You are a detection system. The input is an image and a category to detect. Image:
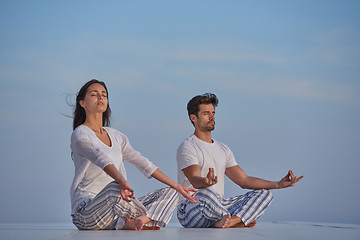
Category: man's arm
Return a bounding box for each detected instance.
[182,165,218,189]
[225,165,303,190]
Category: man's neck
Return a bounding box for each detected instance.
[194,130,213,143]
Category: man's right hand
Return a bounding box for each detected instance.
[183,165,218,189]
[203,168,218,186]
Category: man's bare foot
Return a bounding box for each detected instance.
[215,215,257,228]
[214,214,231,228]
[125,215,151,230]
[141,226,160,230]
[231,219,257,228]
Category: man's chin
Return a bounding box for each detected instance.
[206,126,215,131]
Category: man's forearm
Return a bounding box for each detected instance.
[189,176,211,189]
[239,176,280,190]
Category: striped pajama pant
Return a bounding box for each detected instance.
[72,181,178,230]
[177,188,273,228]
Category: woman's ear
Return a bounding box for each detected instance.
[79,100,85,109]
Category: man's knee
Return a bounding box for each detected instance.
[254,189,273,203]
[177,205,212,228]
[262,189,273,201]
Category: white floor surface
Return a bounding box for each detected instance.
[1,222,359,240]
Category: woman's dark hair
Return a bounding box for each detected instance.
[187,93,218,125]
[73,79,111,130]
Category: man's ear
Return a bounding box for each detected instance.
[190,114,197,124]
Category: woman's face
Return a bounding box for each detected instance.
[79,83,108,114]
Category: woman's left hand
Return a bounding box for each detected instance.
[175,185,200,203]
[150,168,200,203]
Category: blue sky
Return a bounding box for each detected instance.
[0,0,359,224]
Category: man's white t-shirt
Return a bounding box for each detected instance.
[177,134,238,199]
[70,125,158,214]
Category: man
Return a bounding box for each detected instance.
[176,93,303,228]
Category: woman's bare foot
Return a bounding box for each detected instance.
[125,215,151,230]
[214,214,231,228]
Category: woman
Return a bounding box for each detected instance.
[70,79,199,230]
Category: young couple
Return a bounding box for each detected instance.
[70,79,303,230]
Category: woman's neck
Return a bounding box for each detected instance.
[83,114,104,133]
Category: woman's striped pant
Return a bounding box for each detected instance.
[72,181,178,230]
[177,188,273,228]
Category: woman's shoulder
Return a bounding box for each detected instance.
[72,124,90,135]
[104,127,128,141]
[104,127,123,136]
[71,125,93,141]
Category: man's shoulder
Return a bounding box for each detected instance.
[213,138,229,147]
[179,134,198,147]
[213,139,234,154]
[177,135,199,154]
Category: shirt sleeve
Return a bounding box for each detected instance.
[177,141,199,171]
[224,145,238,168]
[119,132,158,178]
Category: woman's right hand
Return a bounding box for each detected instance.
[119,180,135,202]
[104,164,135,202]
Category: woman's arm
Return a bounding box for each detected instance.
[104,164,135,202]
[151,168,199,203]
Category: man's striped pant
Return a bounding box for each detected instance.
[177,188,273,228]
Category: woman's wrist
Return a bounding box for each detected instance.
[172,183,181,191]
[117,178,129,189]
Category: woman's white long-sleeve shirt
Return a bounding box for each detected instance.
[70,125,158,214]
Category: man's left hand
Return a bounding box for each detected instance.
[278,170,303,188]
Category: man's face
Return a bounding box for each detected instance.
[191,104,215,132]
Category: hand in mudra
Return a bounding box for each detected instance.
[203,168,218,186]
